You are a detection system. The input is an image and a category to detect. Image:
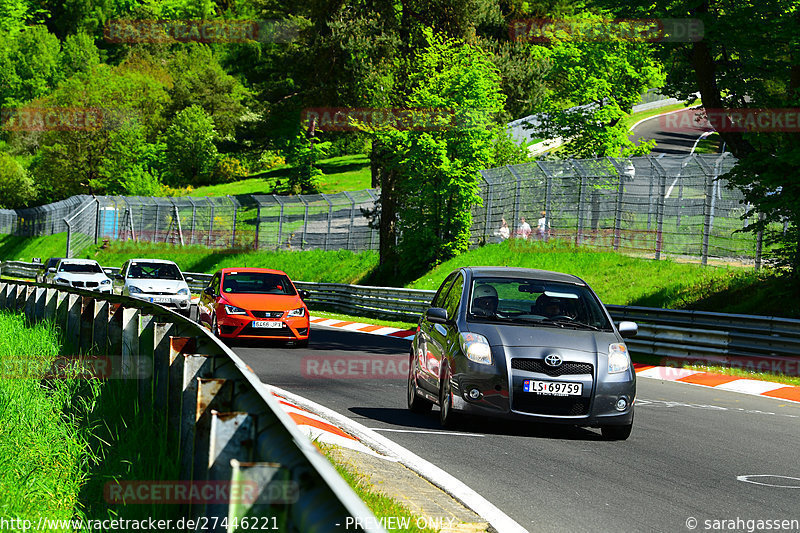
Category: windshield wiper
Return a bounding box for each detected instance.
[541,318,601,331]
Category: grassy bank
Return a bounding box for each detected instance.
[0,311,178,524]
[177,154,372,197]
[0,232,68,262]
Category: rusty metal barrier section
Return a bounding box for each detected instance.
[0,280,386,533]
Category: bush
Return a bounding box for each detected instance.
[212,156,249,183]
[257,150,286,172]
[0,152,36,208]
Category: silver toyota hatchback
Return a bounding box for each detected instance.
[408,267,638,440]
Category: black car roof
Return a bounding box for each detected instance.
[462,266,586,286]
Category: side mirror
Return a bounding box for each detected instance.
[618,321,638,338]
[47,267,56,273]
[425,307,448,324]
[184,276,194,283]
[203,286,215,296]
[298,290,309,300]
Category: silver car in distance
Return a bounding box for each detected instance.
[114,259,193,316]
[408,267,638,440]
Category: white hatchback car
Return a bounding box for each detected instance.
[114,259,193,315]
[45,258,113,293]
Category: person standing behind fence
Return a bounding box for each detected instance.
[537,210,550,239]
[516,217,532,240]
[498,218,510,241]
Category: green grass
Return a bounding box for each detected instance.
[694,132,722,154]
[0,310,180,526]
[0,313,80,521]
[179,154,372,197]
[624,99,702,131]
[0,232,68,262]
[318,445,440,533]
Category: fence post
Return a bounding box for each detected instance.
[576,169,587,246]
[323,194,333,251]
[64,217,72,257]
[755,212,765,271]
[344,191,355,251]
[275,195,284,250]
[479,171,492,245]
[94,198,101,244]
[701,168,714,265]
[506,165,523,234]
[254,196,261,250]
[207,198,215,248]
[228,196,237,247]
[655,171,666,260]
[613,171,624,251]
[300,196,309,251]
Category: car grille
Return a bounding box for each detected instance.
[72,281,98,288]
[239,323,296,337]
[511,358,593,377]
[512,395,591,416]
[251,310,284,319]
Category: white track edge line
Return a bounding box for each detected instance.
[263,383,529,533]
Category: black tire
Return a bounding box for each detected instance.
[211,314,221,338]
[601,423,633,441]
[292,338,309,348]
[407,359,432,414]
[439,365,460,428]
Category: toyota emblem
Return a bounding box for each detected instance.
[544,354,563,367]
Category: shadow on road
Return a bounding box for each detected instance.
[349,406,604,441]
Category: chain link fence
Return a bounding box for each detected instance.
[0,153,775,267]
[473,153,773,266]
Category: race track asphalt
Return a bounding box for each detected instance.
[235,325,800,533]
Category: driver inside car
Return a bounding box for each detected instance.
[471,284,499,317]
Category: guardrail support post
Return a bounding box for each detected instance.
[43,288,57,321]
[121,308,139,378]
[65,294,81,353]
[24,286,36,321]
[80,297,95,352]
[167,336,196,447]
[153,323,175,414]
[180,354,214,483]
[192,379,234,505]
[228,459,287,527]
[92,300,110,356]
[138,314,156,407]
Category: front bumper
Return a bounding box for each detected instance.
[217,314,310,341]
[449,352,635,427]
[128,293,191,310]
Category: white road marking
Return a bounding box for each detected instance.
[370,428,485,437]
[636,398,798,419]
[736,475,800,489]
[264,383,529,533]
[715,379,787,395]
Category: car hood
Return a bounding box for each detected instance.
[55,272,110,282]
[127,279,188,293]
[467,321,619,355]
[220,293,304,311]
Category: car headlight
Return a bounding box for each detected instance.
[286,307,305,318]
[224,304,247,315]
[459,332,492,365]
[608,343,630,374]
[54,277,69,284]
[128,285,143,294]
[100,279,111,285]
[177,288,189,296]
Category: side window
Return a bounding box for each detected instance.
[431,273,458,308]
[209,273,221,294]
[442,275,464,319]
[120,261,128,277]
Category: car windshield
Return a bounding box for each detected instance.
[127,262,183,280]
[58,262,102,274]
[221,272,296,295]
[467,277,612,331]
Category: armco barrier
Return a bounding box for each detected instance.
[4,260,799,365]
[0,279,386,533]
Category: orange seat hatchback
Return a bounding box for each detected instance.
[198,268,310,347]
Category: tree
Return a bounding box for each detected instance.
[163,105,219,186]
[370,32,510,278]
[522,13,664,157]
[0,152,36,208]
[285,131,330,194]
[593,0,800,274]
[0,26,62,111]
[60,32,100,78]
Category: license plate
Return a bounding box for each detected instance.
[252,321,283,329]
[150,297,170,303]
[523,380,582,396]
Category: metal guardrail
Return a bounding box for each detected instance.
[0,278,386,533]
[4,260,799,364]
